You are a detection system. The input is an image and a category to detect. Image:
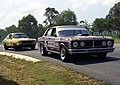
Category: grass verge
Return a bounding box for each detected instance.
[114,38,120,44]
[0,55,107,85]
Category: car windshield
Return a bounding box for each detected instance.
[58,29,90,37]
[13,34,28,38]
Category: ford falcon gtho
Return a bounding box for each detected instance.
[38,26,115,62]
[2,33,36,50]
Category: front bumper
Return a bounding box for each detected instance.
[17,43,36,47]
[69,47,115,54]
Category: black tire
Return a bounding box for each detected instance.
[60,46,69,62]
[4,44,8,50]
[13,44,18,51]
[40,44,48,56]
[97,53,107,59]
[31,45,35,50]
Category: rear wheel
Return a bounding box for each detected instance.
[97,53,107,59]
[60,46,69,62]
[40,44,48,56]
[4,44,8,50]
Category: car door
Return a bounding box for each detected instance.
[43,28,53,51]
[47,28,56,51]
[3,34,13,46]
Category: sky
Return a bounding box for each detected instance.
[0,0,120,29]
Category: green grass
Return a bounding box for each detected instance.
[0,55,107,85]
[113,37,120,44]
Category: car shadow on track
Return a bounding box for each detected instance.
[7,48,38,52]
[0,75,19,85]
[45,53,120,65]
[68,56,120,65]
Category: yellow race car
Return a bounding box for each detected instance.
[2,33,36,50]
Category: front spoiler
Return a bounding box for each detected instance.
[69,47,115,54]
[17,44,36,47]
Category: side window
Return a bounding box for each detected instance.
[45,29,53,36]
[6,34,12,39]
[51,28,56,37]
[6,35,9,39]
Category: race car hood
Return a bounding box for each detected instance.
[65,35,113,41]
[17,38,36,41]
[12,38,36,42]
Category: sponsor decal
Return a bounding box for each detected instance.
[112,30,119,35]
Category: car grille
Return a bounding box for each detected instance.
[84,40,104,48]
[71,40,114,48]
[21,41,34,44]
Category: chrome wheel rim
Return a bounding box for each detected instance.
[40,45,44,54]
[60,48,66,61]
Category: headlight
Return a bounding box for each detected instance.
[73,42,78,47]
[102,41,106,46]
[107,41,112,46]
[80,42,85,47]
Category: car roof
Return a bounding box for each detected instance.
[10,33,26,35]
[51,25,85,29]
[50,25,87,32]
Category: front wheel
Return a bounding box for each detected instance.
[40,44,48,56]
[4,44,8,50]
[60,46,69,62]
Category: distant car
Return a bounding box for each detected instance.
[2,33,36,50]
[38,26,115,62]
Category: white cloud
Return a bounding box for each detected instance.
[102,0,120,6]
[0,0,48,29]
[87,0,99,5]
[0,0,120,29]
[64,0,86,10]
[65,0,120,10]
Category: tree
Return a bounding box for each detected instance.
[106,2,120,30]
[44,7,59,27]
[5,25,20,33]
[92,18,109,31]
[0,29,7,41]
[18,14,39,38]
[55,9,78,26]
[37,24,46,37]
[79,20,92,31]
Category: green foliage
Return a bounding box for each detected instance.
[106,2,120,31]
[0,29,7,42]
[92,2,120,31]
[37,24,47,37]
[79,20,91,31]
[18,14,39,38]
[5,25,20,33]
[0,55,106,85]
[44,7,59,27]
[55,9,78,26]
[92,18,109,31]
